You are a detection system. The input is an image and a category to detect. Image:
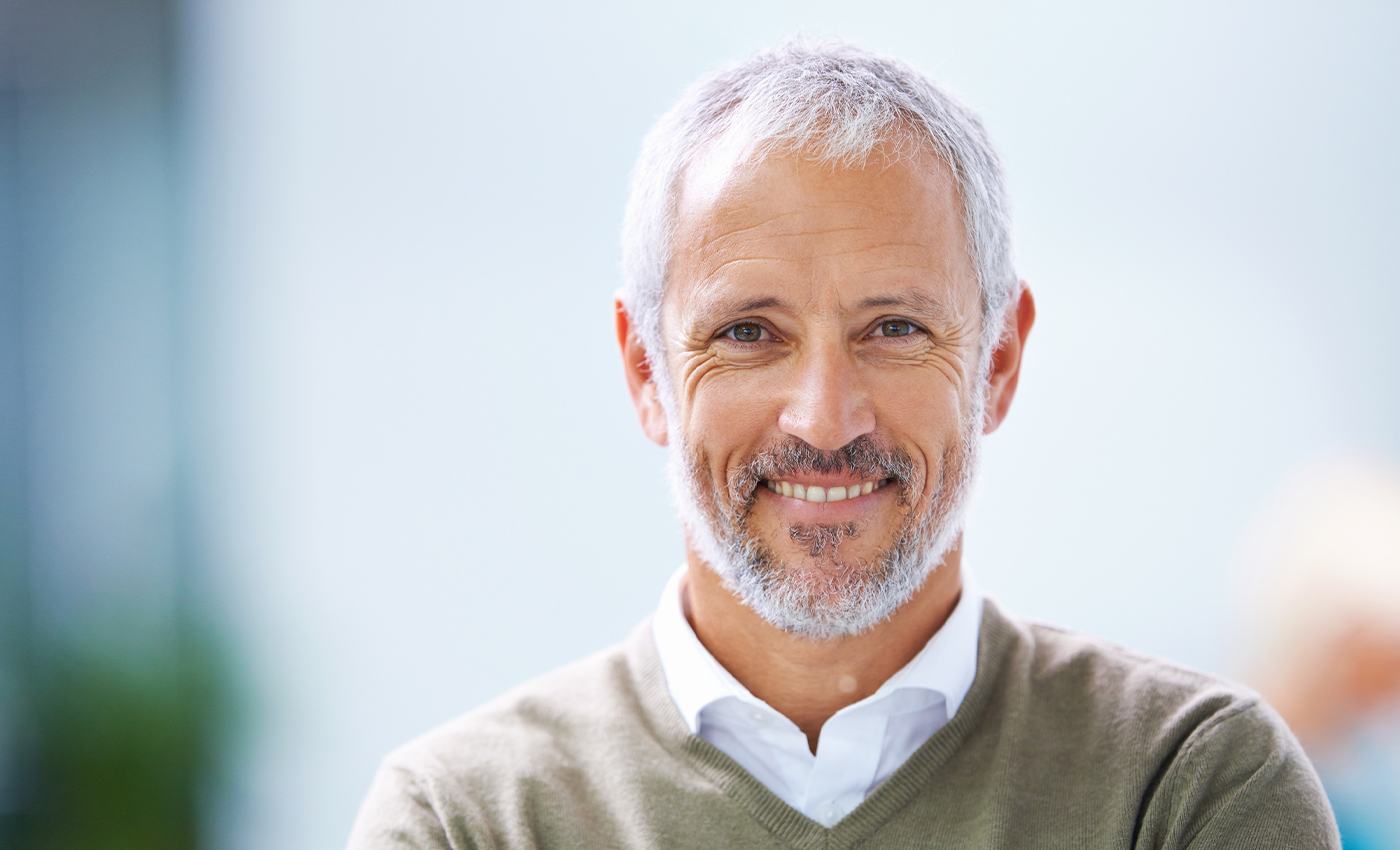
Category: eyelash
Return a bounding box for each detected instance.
[870,318,927,339]
[718,321,775,345]
[715,318,929,346]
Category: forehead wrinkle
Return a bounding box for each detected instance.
[673,163,971,330]
[693,226,932,282]
[690,190,891,253]
[694,208,805,248]
[685,213,803,285]
[858,263,939,275]
[684,255,799,315]
[695,226,885,279]
[813,240,934,259]
[766,224,875,238]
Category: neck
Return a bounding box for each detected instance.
[682,539,965,753]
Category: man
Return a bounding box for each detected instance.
[349,41,1338,849]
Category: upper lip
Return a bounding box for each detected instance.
[761,473,887,488]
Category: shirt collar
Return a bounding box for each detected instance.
[652,568,765,733]
[652,566,982,735]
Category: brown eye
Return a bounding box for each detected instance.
[725,322,766,343]
[877,319,917,337]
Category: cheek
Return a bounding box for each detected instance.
[871,369,968,436]
[869,372,969,501]
[685,371,782,479]
[685,366,783,437]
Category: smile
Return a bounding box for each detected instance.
[761,478,893,503]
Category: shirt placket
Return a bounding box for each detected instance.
[802,708,888,826]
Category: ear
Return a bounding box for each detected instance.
[615,296,670,446]
[982,282,1036,435]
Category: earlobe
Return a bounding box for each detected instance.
[982,283,1036,435]
[615,296,670,447]
[638,374,669,447]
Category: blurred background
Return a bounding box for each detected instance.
[2,0,1397,847]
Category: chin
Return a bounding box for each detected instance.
[717,532,937,640]
[666,427,978,639]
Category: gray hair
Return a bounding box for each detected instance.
[620,39,1017,376]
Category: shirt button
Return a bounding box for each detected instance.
[824,805,840,824]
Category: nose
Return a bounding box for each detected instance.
[777,343,876,451]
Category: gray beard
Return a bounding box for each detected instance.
[667,415,981,640]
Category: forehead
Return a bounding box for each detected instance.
[668,139,976,312]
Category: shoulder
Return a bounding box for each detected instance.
[348,624,663,849]
[973,598,1261,735]
[994,607,1286,768]
[978,602,1338,847]
[1004,610,1260,729]
[389,628,646,785]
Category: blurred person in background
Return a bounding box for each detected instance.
[1234,459,1400,850]
[347,40,1338,848]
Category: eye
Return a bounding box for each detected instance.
[721,321,768,344]
[872,318,923,338]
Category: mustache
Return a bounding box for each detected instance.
[728,435,917,501]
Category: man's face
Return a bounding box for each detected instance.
[657,143,988,638]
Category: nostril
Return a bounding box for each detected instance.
[777,409,877,453]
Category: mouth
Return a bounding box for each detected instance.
[760,477,895,504]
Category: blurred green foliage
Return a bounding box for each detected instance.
[4,622,234,850]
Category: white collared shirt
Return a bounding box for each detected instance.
[651,568,982,827]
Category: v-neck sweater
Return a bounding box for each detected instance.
[651,567,981,826]
[347,599,1338,849]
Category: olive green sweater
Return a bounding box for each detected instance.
[347,600,1338,849]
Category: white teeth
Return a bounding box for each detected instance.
[767,478,888,503]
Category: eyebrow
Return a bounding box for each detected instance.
[727,296,786,312]
[687,288,953,328]
[687,295,790,327]
[854,289,953,321]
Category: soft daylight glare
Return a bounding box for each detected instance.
[187,3,1399,846]
[3,0,1395,847]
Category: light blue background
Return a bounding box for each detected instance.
[179,1,1399,845]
